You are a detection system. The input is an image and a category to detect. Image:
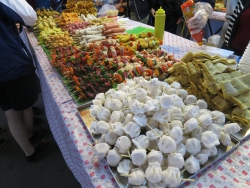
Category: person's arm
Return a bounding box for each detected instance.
[115,0,127,10]
[0,0,37,26]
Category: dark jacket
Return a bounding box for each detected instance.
[224,0,250,48]
[0,0,37,82]
[127,0,155,20]
[154,0,183,18]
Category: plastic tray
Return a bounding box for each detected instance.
[126,26,154,35]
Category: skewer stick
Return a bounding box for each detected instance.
[146,123,161,137]
[128,151,131,157]
[181,169,186,174]
[120,174,131,177]
[90,114,98,122]
[87,143,94,148]
[121,154,131,158]
[181,178,195,182]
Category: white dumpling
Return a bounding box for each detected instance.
[133,114,148,127]
[211,110,225,124]
[105,98,123,111]
[107,148,122,167]
[171,94,185,109]
[206,123,221,139]
[126,79,136,87]
[132,135,149,149]
[125,113,134,124]
[170,120,183,128]
[95,93,106,103]
[167,153,184,169]
[201,131,220,148]
[200,148,212,157]
[171,82,181,89]
[185,95,197,105]
[177,89,188,100]
[196,99,207,109]
[115,136,131,154]
[161,82,171,93]
[196,153,209,165]
[145,162,162,183]
[199,109,212,117]
[105,130,118,146]
[136,88,147,101]
[191,126,204,140]
[166,88,177,95]
[112,90,127,101]
[158,136,176,154]
[184,155,200,174]
[97,106,111,122]
[92,99,103,106]
[144,99,161,112]
[94,143,110,158]
[90,104,101,117]
[109,111,125,123]
[117,82,127,91]
[146,128,163,141]
[169,126,183,144]
[89,121,100,134]
[147,181,166,188]
[128,168,145,186]
[123,122,141,138]
[220,132,231,146]
[123,96,133,108]
[223,123,241,134]
[186,138,201,155]
[147,149,163,164]
[175,143,186,156]
[117,159,133,175]
[105,88,116,97]
[162,167,181,187]
[153,109,170,124]
[96,120,110,134]
[159,94,174,109]
[130,99,146,115]
[182,135,190,144]
[112,122,125,136]
[184,118,198,133]
[168,107,184,121]
[147,78,161,93]
[158,122,171,134]
[198,113,212,127]
[137,77,149,89]
[209,146,218,157]
[131,149,147,166]
[184,105,200,121]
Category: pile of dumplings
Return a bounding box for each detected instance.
[89,77,240,188]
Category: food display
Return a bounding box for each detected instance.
[86,77,240,187]
[64,0,97,16]
[166,52,250,126]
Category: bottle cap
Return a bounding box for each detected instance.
[156,6,165,15]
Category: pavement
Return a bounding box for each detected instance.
[0,94,81,188]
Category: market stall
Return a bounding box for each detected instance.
[20,7,250,188]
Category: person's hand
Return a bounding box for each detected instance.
[176,17,183,24]
[187,9,209,35]
[115,3,122,10]
[150,8,156,17]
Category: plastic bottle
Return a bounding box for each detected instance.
[154,7,166,41]
[181,0,204,46]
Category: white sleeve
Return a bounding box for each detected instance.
[1,0,37,26]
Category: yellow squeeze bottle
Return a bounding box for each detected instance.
[154,7,166,41]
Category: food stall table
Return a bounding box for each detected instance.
[21,20,250,188]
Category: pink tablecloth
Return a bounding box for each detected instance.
[21,21,250,188]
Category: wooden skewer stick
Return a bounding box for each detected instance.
[120,174,131,177]
[146,123,161,137]
[180,169,186,174]
[181,178,195,182]
[121,154,131,158]
[87,143,94,148]
[90,114,98,122]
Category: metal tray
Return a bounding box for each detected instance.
[230,126,250,142]
[77,105,239,188]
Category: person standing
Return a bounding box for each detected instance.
[187,0,250,56]
[0,0,41,161]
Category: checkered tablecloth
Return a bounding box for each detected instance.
[20,20,250,188]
